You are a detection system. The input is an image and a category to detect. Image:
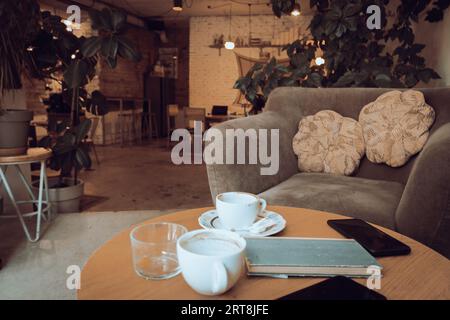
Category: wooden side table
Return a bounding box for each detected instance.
[0,148,52,242]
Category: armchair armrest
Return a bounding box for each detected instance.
[206,110,299,201]
[396,123,450,257]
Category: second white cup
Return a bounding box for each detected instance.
[215,192,267,230]
[177,229,246,295]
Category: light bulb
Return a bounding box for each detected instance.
[224,41,235,50]
[71,54,76,59]
[315,57,325,66]
[172,0,183,11]
[291,3,301,16]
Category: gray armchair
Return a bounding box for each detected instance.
[206,87,450,258]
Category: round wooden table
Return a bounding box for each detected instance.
[78,206,450,300]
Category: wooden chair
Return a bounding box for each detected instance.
[184,107,206,134]
[183,107,206,159]
[166,104,179,148]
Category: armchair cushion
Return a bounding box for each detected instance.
[359,90,435,167]
[292,110,365,176]
[258,173,404,228]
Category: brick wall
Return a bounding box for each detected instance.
[98,26,156,99]
[189,15,311,114]
[161,19,190,108]
[24,5,155,113]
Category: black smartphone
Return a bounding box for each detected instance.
[278,276,386,300]
[327,218,411,257]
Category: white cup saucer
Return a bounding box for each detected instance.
[198,209,286,237]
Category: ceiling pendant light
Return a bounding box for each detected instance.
[173,0,183,12]
[291,2,301,16]
[225,5,235,50]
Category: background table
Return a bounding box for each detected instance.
[78,206,450,300]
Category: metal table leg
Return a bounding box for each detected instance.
[0,161,50,242]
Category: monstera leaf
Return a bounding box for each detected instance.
[76,144,92,170]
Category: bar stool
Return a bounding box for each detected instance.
[119,111,136,147]
[0,148,52,242]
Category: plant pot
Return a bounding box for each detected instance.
[32,177,84,214]
[0,109,33,156]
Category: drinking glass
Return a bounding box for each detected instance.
[130,222,187,280]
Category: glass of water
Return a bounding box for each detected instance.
[130,222,187,280]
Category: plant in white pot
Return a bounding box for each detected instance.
[0,0,41,156]
[33,7,141,213]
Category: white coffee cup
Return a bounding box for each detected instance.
[216,192,267,230]
[177,229,246,296]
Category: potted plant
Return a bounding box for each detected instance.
[32,7,140,213]
[0,0,40,156]
[233,58,292,114]
[234,0,446,103]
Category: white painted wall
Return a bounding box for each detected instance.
[189,14,311,113]
[414,9,450,86]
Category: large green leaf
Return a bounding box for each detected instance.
[81,36,102,58]
[75,119,92,143]
[106,55,117,68]
[343,3,361,17]
[270,0,295,18]
[110,9,127,31]
[333,71,355,87]
[88,10,104,30]
[417,68,440,83]
[99,8,114,31]
[53,133,76,155]
[374,73,392,87]
[76,146,92,170]
[63,60,89,88]
[100,36,119,59]
[305,72,322,87]
[117,36,141,62]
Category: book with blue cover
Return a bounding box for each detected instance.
[245,237,382,278]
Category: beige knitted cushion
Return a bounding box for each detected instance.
[359,90,435,167]
[292,110,365,176]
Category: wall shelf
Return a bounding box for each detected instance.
[209,44,287,56]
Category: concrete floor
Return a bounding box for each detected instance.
[0,140,214,299]
[0,209,173,299]
[80,139,213,212]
